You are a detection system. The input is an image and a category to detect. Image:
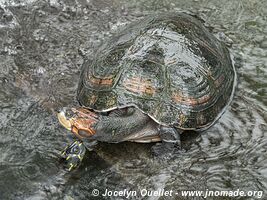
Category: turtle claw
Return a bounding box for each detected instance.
[61,140,86,171]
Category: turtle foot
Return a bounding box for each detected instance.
[152,127,181,158]
[61,140,86,171]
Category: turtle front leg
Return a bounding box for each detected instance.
[152,126,181,157]
[61,140,86,171]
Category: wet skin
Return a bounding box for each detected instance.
[58,107,181,170]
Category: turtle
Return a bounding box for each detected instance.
[57,12,236,170]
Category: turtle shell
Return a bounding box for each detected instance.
[77,13,236,130]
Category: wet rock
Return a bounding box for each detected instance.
[260,39,267,49]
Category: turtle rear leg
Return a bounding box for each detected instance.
[152,126,181,157]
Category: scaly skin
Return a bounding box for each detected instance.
[58,107,159,143]
[58,107,160,170]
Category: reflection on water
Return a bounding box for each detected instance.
[0,0,266,199]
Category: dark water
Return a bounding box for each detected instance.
[0,0,266,199]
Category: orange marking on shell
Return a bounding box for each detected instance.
[123,77,156,95]
[184,98,198,105]
[172,93,210,105]
[89,76,113,86]
[172,93,196,105]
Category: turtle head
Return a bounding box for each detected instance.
[57,107,99,139]
[57,107,154,143]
